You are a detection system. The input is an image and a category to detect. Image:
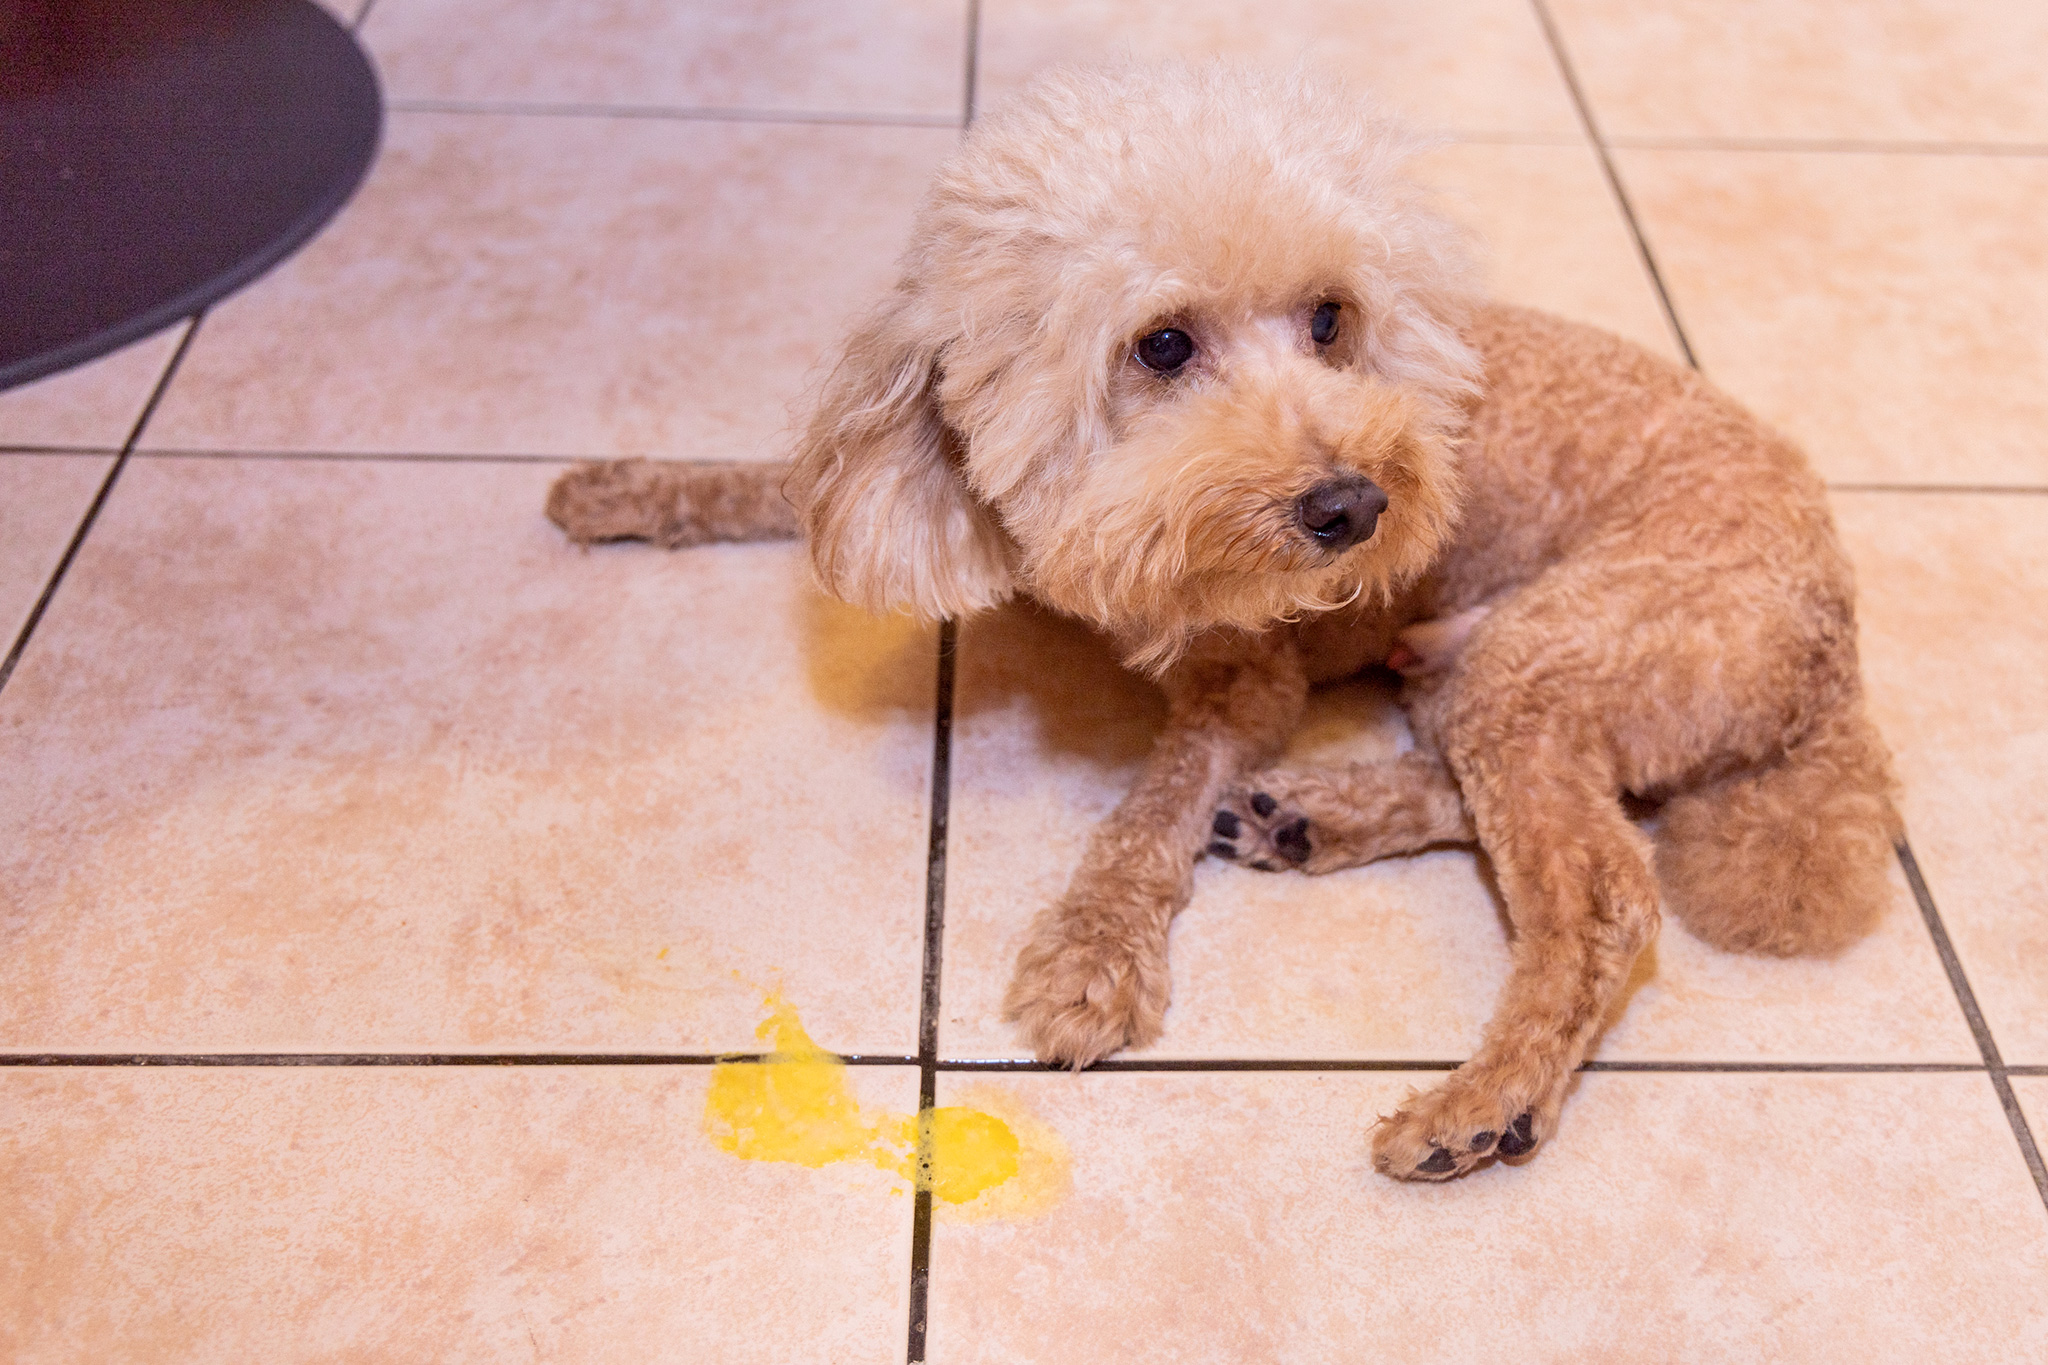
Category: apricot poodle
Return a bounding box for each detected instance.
[546,63,1899,1181]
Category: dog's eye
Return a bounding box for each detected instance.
[1311,301,1341,346]
[1135,328,1196,373]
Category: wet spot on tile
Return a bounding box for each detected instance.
[706,993,1068,1219]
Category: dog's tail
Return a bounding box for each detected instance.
[545,458,800,548]
[1653,703,1902,957]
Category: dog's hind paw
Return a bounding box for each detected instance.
[1208,787,1315,872]
[1005,904,1172,1069]
[1370,1070,1559,1181]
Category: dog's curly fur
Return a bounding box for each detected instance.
[548,63,1900,1181]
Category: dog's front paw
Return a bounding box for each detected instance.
[1209,785,1315,872]
[1005,909,1170,1069]
[1370,1068,1560,1181]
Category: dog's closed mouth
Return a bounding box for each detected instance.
[1296,474,1388,552]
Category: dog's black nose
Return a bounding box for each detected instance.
[1295,476,1389,551]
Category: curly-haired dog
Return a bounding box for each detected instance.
[548,64,1900,1181]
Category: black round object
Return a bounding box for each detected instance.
[1136,328,1195,373]
[1311,300,1340,345]
[0,0,381,392]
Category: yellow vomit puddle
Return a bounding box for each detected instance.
[704,993,1067,1220]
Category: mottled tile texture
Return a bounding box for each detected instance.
[144,115,954,460]
[364,0,970,117]
[1,1067,918,1364]
[0,460,934,1053]
[0,456,112,646]
[9,0,2047,1359]
[977,0,1581,135]
[927,1072,2048,1364]
[0,327,184,451]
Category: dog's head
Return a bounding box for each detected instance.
[791,63,1479,672]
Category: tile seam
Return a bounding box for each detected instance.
[384,98,959,130]
[1826,482,2048,497]
[1895,839,2048,1212]
[0,1053,919,1067]
[1,1055,1985,1074]
[0,315,202,699]
[961,0,981,129]
[1606,135,2048,158]
[906,618,956,1365]
[125,448,785,466]
[1526,0,1699,370]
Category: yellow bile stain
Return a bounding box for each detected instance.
[703,994,1066,1219]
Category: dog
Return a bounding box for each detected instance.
[546,63,1900,1181]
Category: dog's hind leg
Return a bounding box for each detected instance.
[1006,631,1309,1067]
[1656,703,1900,956]
[1370,752,1662,1181]
[1209,753,1475,873]
[545,459,799,548]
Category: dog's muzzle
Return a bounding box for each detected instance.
[1296,475,1389,552]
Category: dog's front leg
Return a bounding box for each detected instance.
[1004,631,1308,1067]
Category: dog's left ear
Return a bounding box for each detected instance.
[789,296,1016,619]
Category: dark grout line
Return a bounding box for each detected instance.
[1828,482,2048,497]
[906,47,980,1352]
[961,0,982,128]
[0,316,202,700]
[127,447,737,466]
[1582,1060,1980,1075]
[351,0,377,33]
[906,41,982,1348]
[918,622,958,1096]
[1,1052,918,1068]
[1434,130,1593,147]
[935,1058,1983,1075]
[1896,840,2048,1213]
[1527,0,1699,371]
[941,1058,1462,1073]
[906,619,957,1365]
[0,445,125,458]
[1606,134,2048,159]
[3,1051,1989,1074]
[386,97,958,130]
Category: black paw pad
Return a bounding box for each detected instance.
[1212,810,1241,838]
[1273,817,1312,864]
[1495,1112,1536,1157]
[1416,1147,1458,1175]
[1249,792,1278,818]
[1469,1130,1497,1154]
[1206,840,1237,860]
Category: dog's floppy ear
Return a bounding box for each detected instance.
[788,296,1015,619]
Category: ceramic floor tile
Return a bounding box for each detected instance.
[1416,140,1680,360]
[939,605,1971,1062]
[0,458,935,1053]
[1,1065,916,1363]
[1835,492,2048,1063]
[0,456,113,650]
[2015,1078,2048,1148]
[143,113,956,460]
[0,326,185,451]
[309,0,364,26]
[1616,149,2048,486]
[926,1070,2048,1364]
[975,0,1581,136]
[1548,0,2048,144]
[364,0,967,119]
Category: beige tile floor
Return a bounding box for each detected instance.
[3,1,2044,1360]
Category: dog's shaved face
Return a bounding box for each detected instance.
[795,64,1481,670]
